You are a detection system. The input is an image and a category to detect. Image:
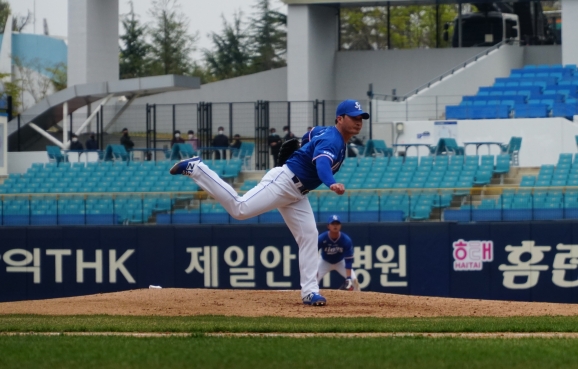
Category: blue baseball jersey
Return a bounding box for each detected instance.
[301,126,327,147]
[318,231,354,268]
[286,126,346,190]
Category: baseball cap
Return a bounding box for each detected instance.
[336,99,370,119]
[328,214,341,224]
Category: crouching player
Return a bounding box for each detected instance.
[317,215,360,291]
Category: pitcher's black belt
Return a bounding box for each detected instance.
[292,175,310,195]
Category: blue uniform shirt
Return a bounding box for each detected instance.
[301,126,327,147]
[318,231,354,269]
[286,126,346,190]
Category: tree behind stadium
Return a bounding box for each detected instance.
[119,1,151,79]
[249,0,287,72]
[203,12,251,81]
[148,0,198,76]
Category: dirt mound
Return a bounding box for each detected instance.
[2,289,578,317]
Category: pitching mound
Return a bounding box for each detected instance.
[2,289,578,317]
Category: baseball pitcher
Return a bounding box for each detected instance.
[169,99,369,306]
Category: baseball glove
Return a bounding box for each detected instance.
[277,138,300,166]
[339,277,354,291]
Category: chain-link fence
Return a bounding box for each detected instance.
[9,99,373,156]
[372,95,463,122]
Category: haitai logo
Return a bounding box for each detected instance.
[453,239,494,271]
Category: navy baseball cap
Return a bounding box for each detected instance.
[328,214,341,224]
[336,99,370,119]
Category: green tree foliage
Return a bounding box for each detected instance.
[340,5,458,50]
[542,1,561,11]
[46,63,67,91]
[0,1,10,32]
[203,13,252,80]
[120,1,151,79]
[148,0,198,76]
[0,72,22,113]
[340,7,388,50]
[249,0,287,72]
[119,1,150,79]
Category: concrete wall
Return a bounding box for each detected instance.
[524,45,563,66]
[68,0,119,86]
[8,152,49,174]
[335,47,487,100]
[416,45,524,98]
[287,4,338,101]
[134,68,288,105]
[389,117,578,168]
[562,0,578,66]
[130,45,560,109]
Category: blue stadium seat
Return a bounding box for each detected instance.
[553,103,578,118]
[514,104,549,118]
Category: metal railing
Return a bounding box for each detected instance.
[2,186,578,226]
[373,39,519,103]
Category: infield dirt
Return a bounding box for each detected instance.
[1,289,578,318]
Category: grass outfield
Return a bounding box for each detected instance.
[2,316,578,368]
[2,335,578,369]
[3,315,578,332]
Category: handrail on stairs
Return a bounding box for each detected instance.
[372,39,519,102]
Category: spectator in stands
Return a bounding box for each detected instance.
[120,128,135,151]
[283,125,295,142]
[170,130,185,148]
[268,128,282,167]
[187,130,199,150]
[85,132,98,150]
[230,134,242,151]
[212,126,229,160]
[69,133,84,151]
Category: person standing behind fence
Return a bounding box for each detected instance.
[187,130,199,150]
[170,130,185,148]
[283,125,295,142]
[268,128,282,167]
[86,132,99,150]
[212,126,229,160]
[120,128,135,152]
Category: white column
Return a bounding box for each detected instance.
[63,102,69,145]
[562,0,578,66]
[68,0,119,86]
[287,4,338,101]
[0,15,12,78]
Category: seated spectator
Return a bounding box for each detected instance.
[170,130,185,147]
[230,134,242,151]
[69,133,84,151]
[85,132,99,150]
[187,130,199,150]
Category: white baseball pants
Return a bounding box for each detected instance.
[317,258,357,282]
[189,162,319,299]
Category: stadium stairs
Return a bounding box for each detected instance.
[446,64,578,120]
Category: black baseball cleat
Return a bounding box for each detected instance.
[169,156,202,176]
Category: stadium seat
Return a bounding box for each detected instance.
[514,104,549,118]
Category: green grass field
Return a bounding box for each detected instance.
[2,315,578,368]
